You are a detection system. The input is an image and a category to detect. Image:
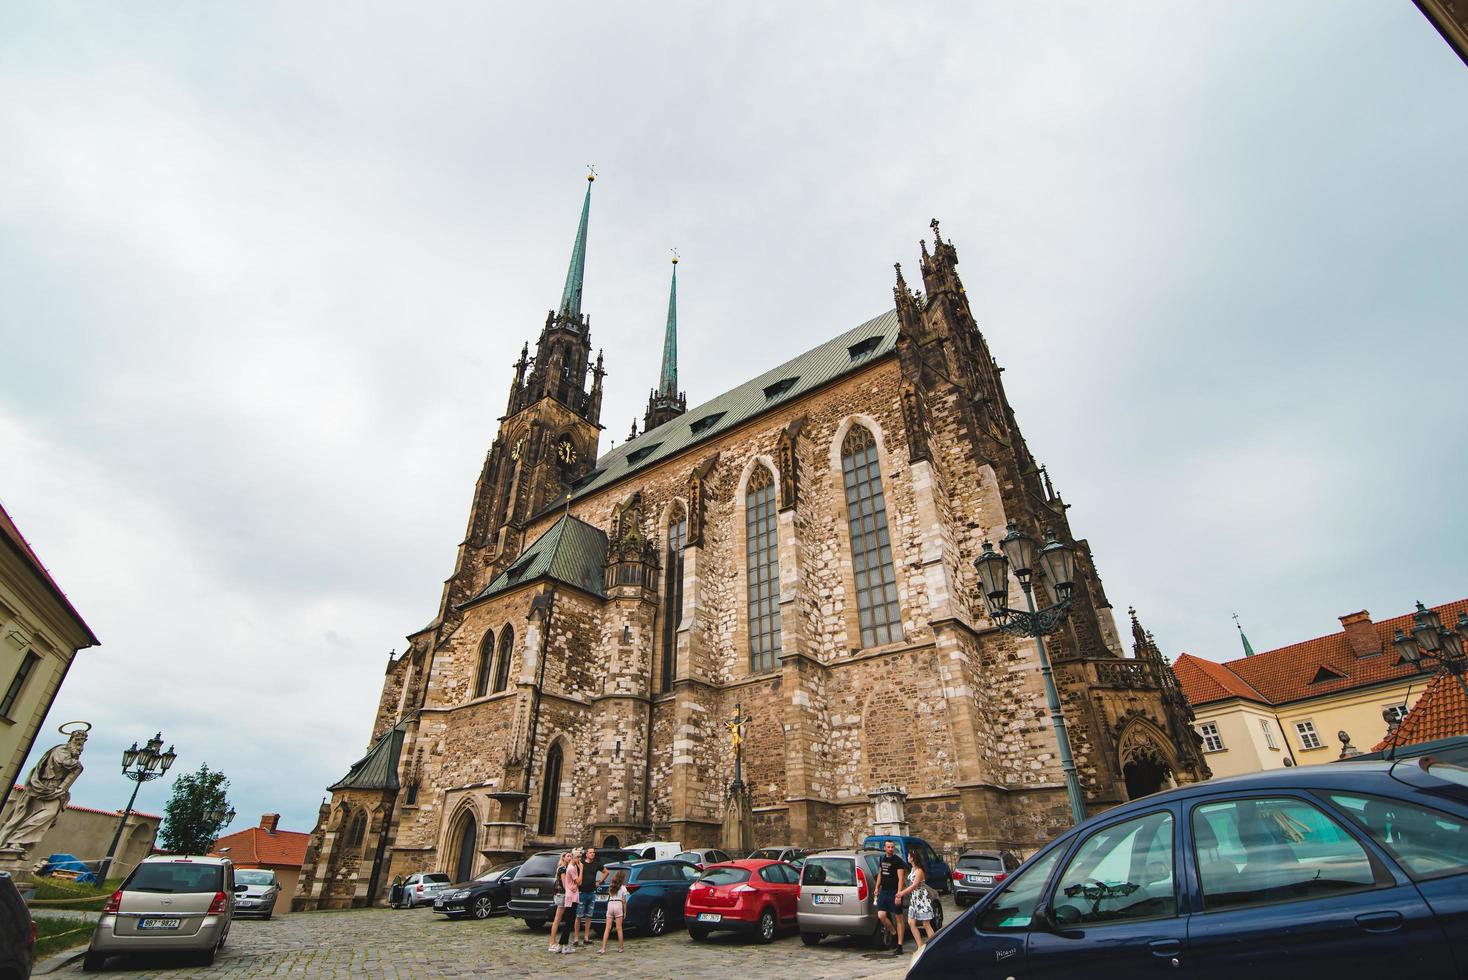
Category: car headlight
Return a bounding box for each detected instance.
[451,890,469,899]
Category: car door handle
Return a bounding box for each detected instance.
[1355,911,1403,933]
[1148,939,1183,956]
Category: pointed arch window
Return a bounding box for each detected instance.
[473,630,495,699]
[746,465,782,673]
[537,743,564,836]
[661,504,687,693]
[492,626,514,693]
[345,809,367,850]
[841,425,903,648]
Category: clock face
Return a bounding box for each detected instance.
[556,437,576,466]
[510,437,524,461]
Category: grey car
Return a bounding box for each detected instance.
[231,868,281,919]
[951,849,1021,907]
[749,846,809,866]
[401,872,452,908]
[84,855,234,970]
[796,849,887,947]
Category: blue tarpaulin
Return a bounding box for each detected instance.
[37,853,98,884]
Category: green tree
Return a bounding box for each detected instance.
[158,764,233,855]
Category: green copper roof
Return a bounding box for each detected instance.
[464,513,608,606]
[330,721,406,792]
[658,262,678,398]
[558,180,592,321]
[1239,628,1256,658]
[569,309,899,502]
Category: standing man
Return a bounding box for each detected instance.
[576,846,607,947]
[875,840,909,955]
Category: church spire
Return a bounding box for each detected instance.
[659,254,679,398]
[1233,614,1256,657]
[557,171,594,322]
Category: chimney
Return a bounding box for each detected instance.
[260,813,281,834]
[1339,611,1381,658]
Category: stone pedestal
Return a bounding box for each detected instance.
[0,847,34,900]
[868,785,909,837]
[482,821,527,858]
[719,783,754,855]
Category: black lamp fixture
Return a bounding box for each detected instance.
[1391,602,1468,702]
[100,732,178,879]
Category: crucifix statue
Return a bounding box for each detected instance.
[726,703,752,790]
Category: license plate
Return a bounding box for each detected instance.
[523,888,540,896]
[813,894,841,905]
[433,900,443,908]
[697,913,722,922]
[139,918,181,930]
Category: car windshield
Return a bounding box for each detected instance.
[698,867,750,886]
[235,870,275,885]
[802,857,856,886]
[127,863,224,893]
[519,854,561,877]
[750,848,781,860]
[958,855,1004,871]
[676,852,701,863]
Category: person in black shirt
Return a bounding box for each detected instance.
[875,840,910,954]
[575,847,607,947]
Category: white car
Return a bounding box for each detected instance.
[624,840,684,861]
[400,872,452,908]
[232,868,281,919]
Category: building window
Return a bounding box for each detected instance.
[1198,722,1225,753]
[661,506,687,693]
[0,652,39,718]
[1260,718,1279,749]
[473,630,495,699]
[1382,703,1409,727]
[841,425,903,648]
[746,466,781,674]
[537,743,563,836]
[1295,720,1323,750]
[345,809,367,849]
[405,782,419,805]
[492,626,514,693]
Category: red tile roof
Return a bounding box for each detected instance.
[1371,671,1468,751]
[211,826,309,868]
[1177,598,1468,708]
[0,500,99,646]
[10,787,159,821]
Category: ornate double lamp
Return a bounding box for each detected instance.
[1392,603,1468,701]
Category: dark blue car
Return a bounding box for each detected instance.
[589,859,699,937]
[862,835,953,894]
[907,759,1468,978]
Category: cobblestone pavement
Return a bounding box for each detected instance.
[54,901,944,978]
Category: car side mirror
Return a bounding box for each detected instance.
[234,884,247,892]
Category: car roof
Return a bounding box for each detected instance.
[141,855,230,866]
[705,858,782,870]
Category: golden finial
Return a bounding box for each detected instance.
[671,247,680,265]
[586,164,597,183]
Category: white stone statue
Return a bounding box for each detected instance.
[0,722,89,853]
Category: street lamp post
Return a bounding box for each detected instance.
[974,521,1088,826]
[99,733,177,881]
[1391,603,1468,704]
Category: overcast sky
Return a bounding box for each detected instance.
[2,2,1464,838]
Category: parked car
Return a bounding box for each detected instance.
[0,871,34,979]
[230,868,281,920]
[84,855,235,971]
[587,859,696,936]
[674,848,733,870]
[434,862,523,920]
[797,848,942,947]
[399,872,452,909]
[685,859,801,943]
[860,834,951,894]
[623,841,683,861]
[749,845,809,866]
[908,759,1468,978]
[951,850,1021,907]
[508,848,638,929]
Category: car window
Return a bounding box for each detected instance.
[712,850,731,863]
[1052,811,1175,926]
[959,855,1004,871]
[1192,797,1376,912]
[758,865,780,883]
[1327,792,1468,882]
[699,867,750,886]
[751,849,778,860]
[801,856,855,886]
[426,874,450,884]
[126,863,225,894]
[976,844,1064,932]
[518,854,560,877]
[236,869,274,885]
[677,863,699,881]
[675,852,700,864]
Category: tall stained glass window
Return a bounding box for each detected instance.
[841,425,903,648]
[538,743,563,836]
[492,626,514,693]
[473,630,495,699]
[746,466,782,673]
[661,506,687,693]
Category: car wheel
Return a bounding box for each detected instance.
[799,931,823,946]
[756,908,776,944]
[198,946,216,966]
[524,918,545,931]
[688,925,708,941]
[932,905,944,931]
[472,897,493,920]
[82,952,106,972]
[646,903,668,937]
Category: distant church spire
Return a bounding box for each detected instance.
[1233,613,1256,657]
[557,170,594,322]
[644,251,687,432]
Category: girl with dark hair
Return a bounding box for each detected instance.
[599,868,629,953]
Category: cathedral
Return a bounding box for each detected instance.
[294,177,1208,910]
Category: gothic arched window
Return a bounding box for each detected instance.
[345,809,367,850]
[841,425,903,648]
[473,630,495,699]
[492,625,514,693]
[537,743,564,836]
[660,504,687,693]
[746,465,781,673]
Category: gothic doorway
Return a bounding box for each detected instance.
[453,811,477,883]
[602,834,621,848]
[1123,756,1170,799]
[1117,718,1177,801]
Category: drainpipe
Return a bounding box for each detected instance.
[1275,714,1298,768]
[520,586,557,824]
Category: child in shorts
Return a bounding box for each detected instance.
[599,868,629,953]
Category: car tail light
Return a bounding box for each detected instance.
[625,883,640,893]
[416,884,424,892]
[993,872,1008,883]
[856,867,868,903]
[207,892,229,915]
[101,891,123,915]
[951,870,963,881]
[732,883,757,894]
[27,919,35,948]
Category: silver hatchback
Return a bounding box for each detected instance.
[84,855,234,970]
[796,849,887,947]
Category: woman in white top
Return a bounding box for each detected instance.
[599,868,629,953]
[899,857,937,946]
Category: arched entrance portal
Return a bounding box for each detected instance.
[602,834,621,849]
[1117,719,1177,801]
[453,811,477,883]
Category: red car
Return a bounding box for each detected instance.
[683,859,801,943]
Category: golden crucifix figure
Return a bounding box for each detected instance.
[727,702,752,788]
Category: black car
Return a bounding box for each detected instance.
[0,872,31,979]
[507,848,638,929]
[433,861,523,920]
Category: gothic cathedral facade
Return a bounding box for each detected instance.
[294,180,1207,909]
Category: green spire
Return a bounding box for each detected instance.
[1234,614,1256,657]
[557,174,593,321]
[659,257,678,398]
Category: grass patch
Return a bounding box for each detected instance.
[33,916,93,960]
[28,876,123,911]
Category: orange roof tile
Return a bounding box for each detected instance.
[1371,671,1468,751]
[211,826,310,868]
[1178,598,1468,708]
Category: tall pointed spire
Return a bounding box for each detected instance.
[658,255,679,398]
[1233,614,1256,657]
[557,171,594,322]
